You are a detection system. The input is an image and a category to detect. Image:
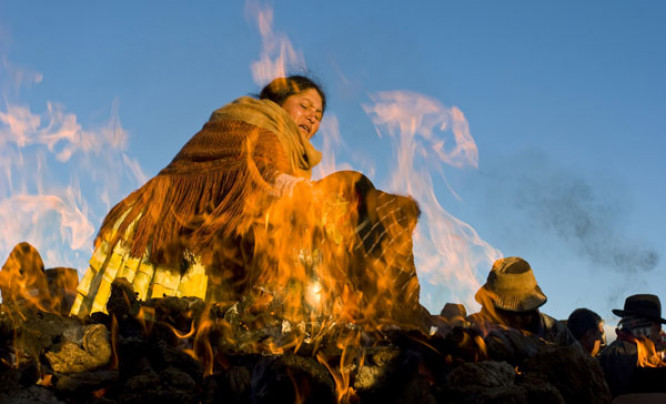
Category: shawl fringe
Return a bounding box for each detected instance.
[98,119,289,267]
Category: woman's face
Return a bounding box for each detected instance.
[281,88,323,139]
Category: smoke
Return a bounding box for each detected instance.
[477,150,658,273]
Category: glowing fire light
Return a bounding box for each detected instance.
[0,2,508,401]
[635,337,666,368]
[363,91,502,310]
[0,65,146,275]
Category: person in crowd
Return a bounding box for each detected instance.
[566,308,606,356]
[598,294,666,397]
[467,256,578,346]
[432,302,468,335]
[440,303,467,325]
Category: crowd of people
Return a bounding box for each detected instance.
[445,255,666,398]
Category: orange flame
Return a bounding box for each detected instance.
[110,314,119,370]
[316,331,361,403]
[0,242,51,313]
[635,336,666,368]
[36,374,52,387]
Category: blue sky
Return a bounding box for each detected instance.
[1,1,665,328]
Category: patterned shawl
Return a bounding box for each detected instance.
[97,97,321,266]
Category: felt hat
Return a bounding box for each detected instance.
[612,294,666,324]
[475,256,547,312]
[440,303,467,319]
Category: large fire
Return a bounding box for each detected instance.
[1,2,619,404]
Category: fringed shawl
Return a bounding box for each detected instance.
[97,97,321,266]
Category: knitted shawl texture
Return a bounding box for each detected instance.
[98,97,322,266]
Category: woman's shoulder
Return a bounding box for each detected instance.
[208,96,281,124]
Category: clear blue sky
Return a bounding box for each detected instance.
[1,1,665,328]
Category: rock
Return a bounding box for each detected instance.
[53,370,119,394]
[0,385,66,404]
[251,353,336,404]
[446,361,515,388]
[46,324,111,373]
[520,344,612,403]
[485,329,542,365]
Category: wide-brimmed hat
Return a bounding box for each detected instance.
[474,256,547,312]
[612,294,666,324]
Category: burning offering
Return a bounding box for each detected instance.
[0,77,617,403]
[0,76,624,403]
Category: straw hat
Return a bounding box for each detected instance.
[612,294,666,324]
[475,256,547,312]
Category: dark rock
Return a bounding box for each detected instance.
[226,365,252,396]
[115,367,200,404]
[353,333,443,404]
[6,306,79,362]
[0,385,65,404]
[53,369,119,394]
[107,278,139,320]
[251,353,336,404]
[0,358,40,392]
[444,384,530,404]
[485,329,542,365]
[520,344,612,403]
[446,361,515,388]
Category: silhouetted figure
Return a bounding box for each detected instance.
[598,294,666,397]
[467,256,577,346]
[567,308,606,356]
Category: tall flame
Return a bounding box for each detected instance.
[246,0,306,86]
[0,58,147,274]
[363,91,502,310]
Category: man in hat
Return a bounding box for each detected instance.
[598,294,666,397]
[467,256,577,346]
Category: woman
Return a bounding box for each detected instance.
[71,75,428,332]
[71,75,326,316]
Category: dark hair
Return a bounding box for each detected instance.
[259,75,326,113]
[567,308,602,340]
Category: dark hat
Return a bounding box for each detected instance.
[612,294,666,324]
[474,256,547,312]
[440,303,467,319]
